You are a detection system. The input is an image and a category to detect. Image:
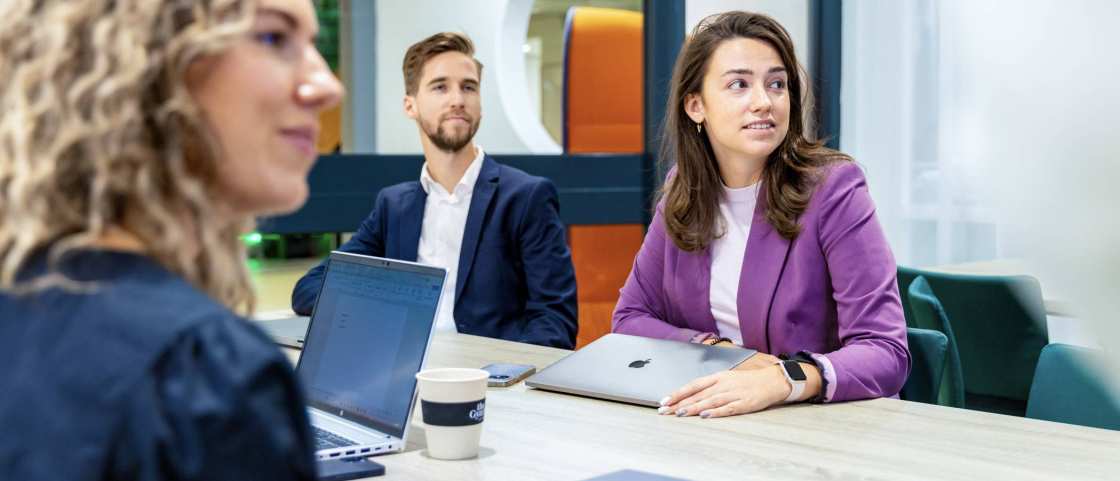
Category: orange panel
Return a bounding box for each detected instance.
[566,7,643,154]
[576,302,618,349]
[317,103,342,153]
[565,9,646,346]
[569,224,644,348]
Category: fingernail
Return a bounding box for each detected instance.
[700,411,711,419]
[675,409,687,417]
[657,406,671,415]
[659,396,671,406]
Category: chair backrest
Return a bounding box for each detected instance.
[907,277,966,408]
[901,327,949,405]
[562,6,645,348]
[1025,343,1115,428]
[1027,343,1120,431]
[896,265,923,327]
[562,6,642,153]
[916,270,1048,402]
[569,224,643,348]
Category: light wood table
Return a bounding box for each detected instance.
[271,326,1120,481]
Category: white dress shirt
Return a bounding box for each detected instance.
[417,146,485,333]
[709,181,760,345]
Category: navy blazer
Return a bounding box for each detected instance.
[292,155,578,349]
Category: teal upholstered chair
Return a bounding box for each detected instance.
[901,327,950,405]
[907,277,965,408]
[906,269,1048,416]
[896,265,923,328]
[1026,343,1120,431]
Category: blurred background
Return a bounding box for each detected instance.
[248,0,1118,426]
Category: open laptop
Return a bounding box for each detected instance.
[292,251,446,460]
[525,333,756,407]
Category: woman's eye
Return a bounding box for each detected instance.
[768,79,786,89]
[729,79,747,89]
[255,31,287,48]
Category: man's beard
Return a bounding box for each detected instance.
[420,113,479,153]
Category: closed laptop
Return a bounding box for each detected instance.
[525,333,755,407]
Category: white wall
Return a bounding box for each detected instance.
[375,0,561,154]
[843,0,1120,392]
[841,0,943,266]
[684,0,812,75]
[940,0,1120,388]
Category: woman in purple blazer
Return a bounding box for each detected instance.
[613,11,909,418]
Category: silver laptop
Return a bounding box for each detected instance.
[258,314,310,348]
[293,251,446,460]
[525,333,756,407]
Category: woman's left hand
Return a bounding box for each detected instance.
[658,363,790,418]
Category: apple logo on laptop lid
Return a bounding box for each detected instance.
[628,359,651,368]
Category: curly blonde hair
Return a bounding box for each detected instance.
[0,0,260,312]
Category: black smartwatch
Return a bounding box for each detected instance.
[776,359,808,402]
[781,351,827,403]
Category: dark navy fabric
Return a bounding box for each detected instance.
[0,250,316,481]
[291,155,578,349]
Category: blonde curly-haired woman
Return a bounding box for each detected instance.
[0,0,343,479]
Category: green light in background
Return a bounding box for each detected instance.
[244,232,263,246]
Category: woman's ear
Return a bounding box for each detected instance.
[684,92,705,125]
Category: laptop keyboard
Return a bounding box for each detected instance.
[313,426,357,450]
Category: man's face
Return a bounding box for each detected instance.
[404,51,481,153]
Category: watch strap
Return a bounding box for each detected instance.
[781,351,828,404]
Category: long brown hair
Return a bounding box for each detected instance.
[659,11,850,251]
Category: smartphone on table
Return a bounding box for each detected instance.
[482,363,536,387]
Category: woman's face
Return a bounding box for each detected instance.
[188,0,344,216]
[685,37,790,170]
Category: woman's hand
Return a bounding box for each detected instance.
[657,365,791,418]
[657,353,822,418]
[733,351,780,370]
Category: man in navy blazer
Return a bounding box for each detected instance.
[292,32,577,349]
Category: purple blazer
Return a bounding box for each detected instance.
[612,162,909,402]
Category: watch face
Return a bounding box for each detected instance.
[783,360,808,382]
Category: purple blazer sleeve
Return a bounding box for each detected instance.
[612,206,705,343]
[811,163,910,402]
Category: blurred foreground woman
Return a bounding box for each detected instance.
[0,0,343,479]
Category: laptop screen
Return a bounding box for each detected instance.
[297,252,445,439]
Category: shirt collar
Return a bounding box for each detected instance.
[419,145,485,196]
[721,179,761,204]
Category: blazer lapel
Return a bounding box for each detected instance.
[397,185,426,262]
[691,248,720,334]
[738,184,792,353]
[455,156,499,303]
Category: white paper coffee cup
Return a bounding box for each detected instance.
[415,368,489,460]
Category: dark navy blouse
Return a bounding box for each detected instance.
[0,250,316,480]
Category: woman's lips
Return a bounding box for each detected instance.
[280,127,318,158]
